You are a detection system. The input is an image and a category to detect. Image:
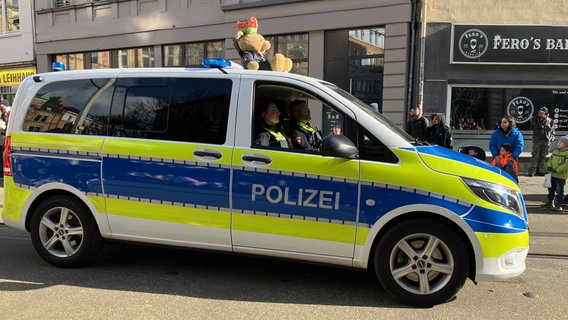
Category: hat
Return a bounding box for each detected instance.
[0,99,9,107]
[559,135,568,146]
[539,107,548,113]
[237,16,258,35]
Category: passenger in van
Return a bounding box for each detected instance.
[285,99,323,152]
[255,101,290,148]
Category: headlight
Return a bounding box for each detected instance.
[462,177,523,217]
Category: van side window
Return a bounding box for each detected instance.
[23,78,114,135]
[109,78,231,144]
[253,81,348,152]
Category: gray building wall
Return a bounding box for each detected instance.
[34,0,413,127]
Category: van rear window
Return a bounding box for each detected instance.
[22,77,232,145]
[24,78,114,135]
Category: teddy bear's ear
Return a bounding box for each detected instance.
[235,31,244,40]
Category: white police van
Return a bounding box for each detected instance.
[2,59,529,307]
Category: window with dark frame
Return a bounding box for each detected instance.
[264,33,309,75]
[109,77,232,144]
[163,41,225,67]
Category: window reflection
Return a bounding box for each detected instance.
[118,47,155,68]
[110,78,232,144]
[1,0,20,32]
[347,27,385,107]
[265,33,309,75]
[23,79,114,135]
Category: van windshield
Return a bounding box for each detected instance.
[321,82,421,144]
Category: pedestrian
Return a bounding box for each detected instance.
[489,115,524,161]
[425,114,452,149]
[491,143,519,182]
[406,106,428,140]
[543,135,568,211]
[0,99,10,133]
[528,107,554,176]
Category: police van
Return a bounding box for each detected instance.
[2,60,528,307]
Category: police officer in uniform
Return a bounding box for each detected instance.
[285,99,323,151]
[255,101,290,148]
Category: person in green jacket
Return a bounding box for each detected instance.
[544,135,568,211]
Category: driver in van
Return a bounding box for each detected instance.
[285,99,323,151]
[255,101,290,148]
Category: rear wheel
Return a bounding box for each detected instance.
[30,195,102,267]
[374,219,469,307]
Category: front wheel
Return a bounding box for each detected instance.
[374,218,469,307]
[30,195,103,268]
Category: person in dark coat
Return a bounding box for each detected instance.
[406,106,428,140]
[285,99,323,151]
[425,114,453,149]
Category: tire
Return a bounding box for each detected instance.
[374,218,469,307]
[30,195,103,268]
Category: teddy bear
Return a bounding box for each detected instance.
[233,16,293,72]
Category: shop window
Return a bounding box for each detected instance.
[163,41,225,67]
[451,87,568,132]
[1,0,19,33]
[264,33,308,75]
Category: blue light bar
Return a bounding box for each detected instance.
[52,61,65,71]
[202,58,232,68]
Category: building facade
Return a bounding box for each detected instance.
[18,0,568,152]
[33,0,414,127]
[420,0,568,153]
[0,0,36,103]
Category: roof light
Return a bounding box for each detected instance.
[202,58,232,68]
[52,61,65,71]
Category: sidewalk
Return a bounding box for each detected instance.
[519,174,560,214]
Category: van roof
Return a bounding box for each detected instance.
[27,67,331,89]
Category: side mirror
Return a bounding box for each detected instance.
[321,135,358,159]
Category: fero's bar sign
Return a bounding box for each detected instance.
[451,24,568,64]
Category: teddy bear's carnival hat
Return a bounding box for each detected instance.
[237,16,258,35]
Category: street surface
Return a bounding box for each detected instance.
[0,175,567,319]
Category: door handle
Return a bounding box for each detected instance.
[193,148,222,161]
[242,153,272,166]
